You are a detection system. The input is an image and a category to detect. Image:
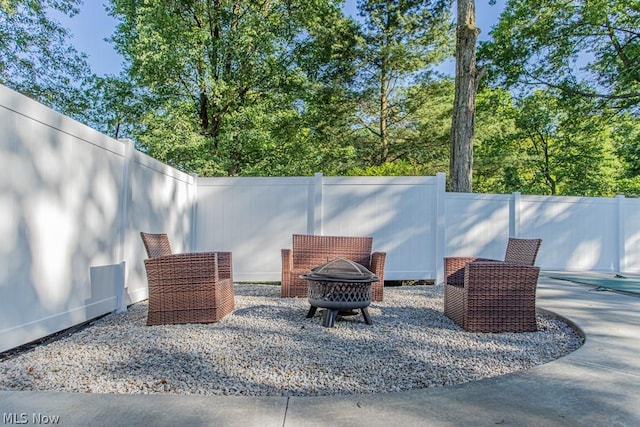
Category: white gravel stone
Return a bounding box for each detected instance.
[0,284,583,396]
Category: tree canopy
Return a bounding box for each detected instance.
[1,0,639,197]
[355,0,453,165]
[480,0,640,113]
[107,0,364,176]
[0,0,93,117]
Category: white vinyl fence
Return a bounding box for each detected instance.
[444,192,640,273]
[197,176,640,282]
[0,85,195,352]
[195,174,446,282]
[2,82,639,353]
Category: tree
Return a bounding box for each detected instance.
[289,7,365,175]
[472,87,520,193]
[108,0,357,176]
[81,74,146,140]
[480,0,640,114]
[347,79,454,176]
[449,0,483,192]
[474,89,622,196]
[356,0,453,166]
[610,113,640,197]
[0,0,93,118]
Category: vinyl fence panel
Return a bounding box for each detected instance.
[0,85,196,353]
[0,86,126,352]
[195,177,311,281]
[321,176,443,280]
[195,175,445,281]
[518,195,618,271]
[444,193,512,260]
[124,150,197,303]
[621,196,640,274]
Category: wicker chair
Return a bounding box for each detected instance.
[444,238,542,333]
[140,232,235,325]
[281,234,386,301]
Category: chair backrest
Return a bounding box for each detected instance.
[504,238,542,266]
[140,232,173,258]
[292,234,373,270]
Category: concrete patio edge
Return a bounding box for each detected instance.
[1,275,639,427]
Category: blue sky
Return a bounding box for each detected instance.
[56,1,505,77]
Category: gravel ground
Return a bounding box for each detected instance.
[0,284,583,397]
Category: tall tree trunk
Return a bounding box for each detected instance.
[380,54,389,164]
[450,0,483,192]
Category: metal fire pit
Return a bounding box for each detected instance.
[300,258,380,328]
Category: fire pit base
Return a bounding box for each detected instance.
[305,280,373,327]
[301,258,379,328]
[306,305,372,328]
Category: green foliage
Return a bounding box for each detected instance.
[0,0,93,118]
[347,160,437,176]
[474,0,640,197]
[611,113,640,196]
[108,0,361,176]
[473,88,628,196]
[4,0,640,199]
[479,0,640,113]
[354,0,454,164]
[472,88,520,193]
[397,79,453,171]
[81,74,146,139]
[358,0,453,71]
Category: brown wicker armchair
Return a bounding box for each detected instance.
[281,234,386,301]
[444,238,542,333]
[140,232,235,325]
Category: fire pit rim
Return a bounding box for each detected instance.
[299,257,380,283]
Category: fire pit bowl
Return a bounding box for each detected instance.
[301,258,380,327]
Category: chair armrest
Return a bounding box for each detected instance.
[216,252,233,280]
[144,252,221,282]
[281,249,292,273]
[370,252,386,282]
[281,249,293,296]
[464,262,541,294]
[444,257,498,286]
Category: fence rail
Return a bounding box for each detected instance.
[1,83,639,353]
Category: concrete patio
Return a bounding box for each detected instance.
[1,274,639,426]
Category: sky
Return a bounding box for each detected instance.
[55,0,506,77]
